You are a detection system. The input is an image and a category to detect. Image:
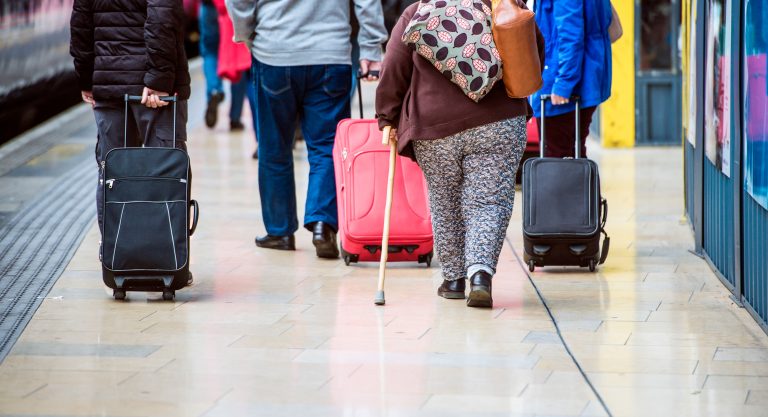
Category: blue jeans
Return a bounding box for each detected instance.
[199,3,222,99]
[229,73,254,125]
[251,59,352,236]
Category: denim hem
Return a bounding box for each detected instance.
[303,217,338,233]
[264,225,299,237]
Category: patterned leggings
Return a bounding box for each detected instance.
[412,117,528,281]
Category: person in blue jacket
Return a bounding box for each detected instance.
[531,0,613,158]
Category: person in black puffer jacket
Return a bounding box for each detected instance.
[70,0,190,101]
[70,0,192,240]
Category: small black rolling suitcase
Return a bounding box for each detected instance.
[521,95,609,272]
[101,95,199,300]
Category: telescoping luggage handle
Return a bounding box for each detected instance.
[123,94,178,149]
[123,94,198,237]
[539,95,581,158]
[355,70,380,119]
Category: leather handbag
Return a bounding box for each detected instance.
[491,0,542,98]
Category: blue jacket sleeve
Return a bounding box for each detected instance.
[552,0,585,98]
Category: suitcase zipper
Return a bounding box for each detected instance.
[105,177,186,189]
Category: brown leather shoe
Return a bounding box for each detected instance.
[467,271,493,308]
[438,279,466,299]
[255,234,295,251]
[310,222,339,259]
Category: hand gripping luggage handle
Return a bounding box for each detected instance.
[356,69,380,119]
[123,94,178,149]
[189,199,199,236]
[539,95,581,158]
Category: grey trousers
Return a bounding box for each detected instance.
[92,100,188,234]
[412,117,527,281]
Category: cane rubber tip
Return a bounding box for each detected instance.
[374,291,385,305]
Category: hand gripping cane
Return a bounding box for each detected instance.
[374,125,396,305]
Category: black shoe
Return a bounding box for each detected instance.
[230,120,245,131]
[467,271,493,308]
[252,149,258,160]
[255,234,295,251]
[310,221,339,259]
[205,91,224,128]
[438,279,466,299]
[186,271,194,286]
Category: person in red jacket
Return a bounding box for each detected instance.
[214,0,259,158]
[199,0,251,131]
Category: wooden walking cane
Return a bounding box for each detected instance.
[374,125,396,306]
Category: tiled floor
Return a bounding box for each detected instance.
[1,81,768,417]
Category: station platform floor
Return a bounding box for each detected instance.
[1,67,768,417]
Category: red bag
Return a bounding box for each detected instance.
[214,0,251,82]
[333,118,434,266]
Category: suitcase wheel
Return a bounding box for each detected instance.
[113,289,126,300]
[528,260,536,273]
[340,247,359,266]
[588,259,596,272]
[162,289,175,301]
[343,254,359,266]
[418,252,433,268]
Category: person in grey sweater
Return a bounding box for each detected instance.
[226,0,387,258]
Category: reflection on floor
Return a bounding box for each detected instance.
[0,82,767,417]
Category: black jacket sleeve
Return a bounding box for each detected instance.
[69,0,95,91]
[143,0,183,93]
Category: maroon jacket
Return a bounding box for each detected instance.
[375,2,544,160]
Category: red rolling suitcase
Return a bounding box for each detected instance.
[332,82,434,267]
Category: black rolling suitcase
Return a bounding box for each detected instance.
[101,95,199,300]
[521,95,609,272]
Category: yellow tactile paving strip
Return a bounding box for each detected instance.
[0,82,767,417]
